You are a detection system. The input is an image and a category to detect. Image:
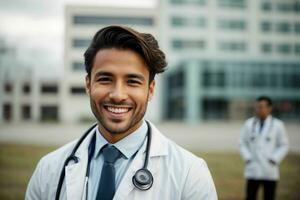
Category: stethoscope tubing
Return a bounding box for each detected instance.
[55,121,152,200]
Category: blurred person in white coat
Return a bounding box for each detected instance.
[239,96,289,200]
[25,25,217,200]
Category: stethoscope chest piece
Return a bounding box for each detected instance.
[132,168,153,190]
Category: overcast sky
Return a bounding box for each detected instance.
[0,0,156,78]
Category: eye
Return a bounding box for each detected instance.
[97,77,112,83]
[128,79,142,85]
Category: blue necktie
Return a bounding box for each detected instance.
[259,120,264,133]
[96,145,121,200]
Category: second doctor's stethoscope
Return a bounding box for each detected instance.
[250,117,274,142]
[55,121,153,200]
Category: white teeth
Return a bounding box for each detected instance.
[107,107,129,114]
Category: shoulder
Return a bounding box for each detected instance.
[26,139,78,199]
[166,138,207,167]
[245,117,255,126]
[152,124,213,181]
[163,136,217,198]
[272,117,284,126]
[40,139,77,166]
[34,139,78,180]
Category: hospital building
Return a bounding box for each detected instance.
[1,0,300,124]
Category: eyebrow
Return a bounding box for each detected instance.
[94,71,113,78]
[94,71,146,82]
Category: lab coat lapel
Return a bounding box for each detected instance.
[260,115,272,137]
[65,126,96,200]
[114,122,168,199]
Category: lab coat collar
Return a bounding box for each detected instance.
[254,115,272,136]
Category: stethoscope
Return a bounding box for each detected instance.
[250,117,274,142]
[55,121,153,200]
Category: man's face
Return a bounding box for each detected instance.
[255,100,272,120]
[86,48,155,136]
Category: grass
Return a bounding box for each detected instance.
[0,143,299,200]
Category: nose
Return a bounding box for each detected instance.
[109,82,128,103]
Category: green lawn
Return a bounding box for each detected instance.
[0,143,299,200]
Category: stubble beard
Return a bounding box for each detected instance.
[89,95,149,135]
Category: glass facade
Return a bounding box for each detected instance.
[165,60,300,121]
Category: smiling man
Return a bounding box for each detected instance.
[26,25,217,200]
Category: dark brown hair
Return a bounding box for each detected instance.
[84,25,167,82]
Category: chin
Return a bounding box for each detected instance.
[103,121,131,134]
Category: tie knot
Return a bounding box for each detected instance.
[102,145,121,164]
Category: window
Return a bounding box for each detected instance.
[202,98,228,120]
[277,44,292,54]
[70,86,86,95]
[261,43,272,53]
[73,16,154,26]
[295,23,300,33]
[202,67,226,88]
[170,70,185,89]
[21,105,31,120]
[172,17,184,26]
[171,16,206,27]
[295,2,300,13]
[218,0,246,9]
[295,44,300,54]
[40,105,58,121]
[172,39,206,50]
[2,103,12,121]
[276,22,291,33]
[72,39,90,49]
[219,41,247,52]
[41,84,58,94]
[261,21,272,32]
[4,83,12,93]
[218,19,246,30]
[170,0,206,6]
[277,2,294,12]
[23,83,31,94]
[261,2,272,11]
[72,62,85,71]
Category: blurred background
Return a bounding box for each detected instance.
[0,0,299,199]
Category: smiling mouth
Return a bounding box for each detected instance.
[104,105,132,114]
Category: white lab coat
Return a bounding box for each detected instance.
[26,121,217,200]
[239,115,289,180]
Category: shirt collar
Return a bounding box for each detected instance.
[94,120,148,159]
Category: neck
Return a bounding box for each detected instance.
[258,115,269,121]
[99,121,143,144]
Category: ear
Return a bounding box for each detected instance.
[85,75,91,96]
[148,80,155,101]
